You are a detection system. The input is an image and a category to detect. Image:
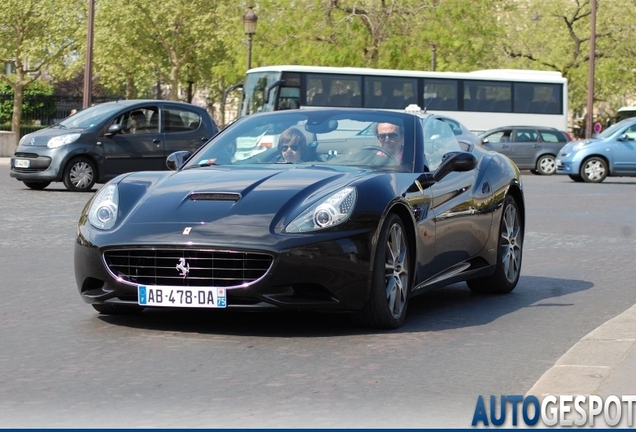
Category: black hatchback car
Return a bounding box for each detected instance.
[10,100,219,191]
[478,126,571,175]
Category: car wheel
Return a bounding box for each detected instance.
[357,213,410,329]
[568,174,584,182]
[467,195,522,294]
[63,156,97,192]
[23,181,51,190]
[580,157,608,183]
[536,155,556,175]
[92,304,144,315]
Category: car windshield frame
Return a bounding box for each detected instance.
[596,119,635,139]
[58,103,129,129]
[182,109,418,172]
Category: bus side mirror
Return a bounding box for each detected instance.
[264,80,284,104]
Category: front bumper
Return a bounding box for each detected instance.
[75,226,375,312]
[555,157,580,175]
[10,147,64,182]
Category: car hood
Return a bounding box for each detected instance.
[19,127,85,147]
[117,166,366,229]
[560,138,605,154]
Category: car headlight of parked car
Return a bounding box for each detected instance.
[285,187,357,233]
[47,133,81,149]
[88,184,119,230]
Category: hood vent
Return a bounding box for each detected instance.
[189,192,241,202]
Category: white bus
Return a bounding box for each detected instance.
[227,65,568,133]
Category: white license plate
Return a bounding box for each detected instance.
[138,286,227,308]
[14,159,30,168]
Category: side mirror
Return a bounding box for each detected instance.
[618,134,629,141]
[166,151,192,171]
[106,124,123,136]
[433,151,477,182]
[481,138,489,144]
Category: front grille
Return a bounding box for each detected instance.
[103,248,273,288]
[14,152,40,158]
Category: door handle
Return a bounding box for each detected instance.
[533,144,541,148]
[201,137,208,141]
[153,139,161,144]
[501,145,509,148]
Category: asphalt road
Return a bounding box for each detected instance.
[1,165,635,428]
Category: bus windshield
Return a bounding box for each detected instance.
[234,65,568,133]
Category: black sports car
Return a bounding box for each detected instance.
[75,108,525,329]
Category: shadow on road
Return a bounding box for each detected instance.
[97,275,593,337]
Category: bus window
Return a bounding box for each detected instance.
[514,83,561,114]
[464,80,511,112]
[423,79,458,111]
[364,77,417,109]
[305,74,361,107]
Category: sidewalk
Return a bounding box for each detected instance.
[526,302,636,427]
[0,157,9,165]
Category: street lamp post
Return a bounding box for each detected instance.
[585,0,597,139]
[243,6,258,71]
[83,0,95,108]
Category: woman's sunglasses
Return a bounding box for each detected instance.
[377,132,401,141]
[279,144,300,152]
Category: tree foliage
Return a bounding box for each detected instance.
[1,0,636,133]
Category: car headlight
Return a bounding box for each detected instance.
[47,133,81,149]
[88,184,119,230]
[285,187,357,233]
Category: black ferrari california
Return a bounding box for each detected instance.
[74,108,525,329]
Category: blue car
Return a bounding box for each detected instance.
[556,117,636,182]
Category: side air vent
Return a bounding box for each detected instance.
[189,192,241,202]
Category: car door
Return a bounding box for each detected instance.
[481,129,513,160]
[510,128,540,168]
[424,120,492,276]
[101,106,165,178]
[162,105,211,157]
[613,124,636,174]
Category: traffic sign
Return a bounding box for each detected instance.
[594,122,602,133]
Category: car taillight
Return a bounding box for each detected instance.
[565,132,573,141]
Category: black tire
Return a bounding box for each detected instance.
[568,174,584,182]
[23,181,51,190]
[467,195,522,294]
[63,156,97,192]
[356,214,410,329]
[580,157,608,183]
[92,304,144,315]
[529,169,539,175]
[536,154,556,175]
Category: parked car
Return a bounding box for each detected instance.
[74,107,525,329]
[478,126,571,175]
[556,117,636,183]
[10,100,219,192]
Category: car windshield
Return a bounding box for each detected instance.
[184,110,416,171]
[58,103,125,129]
[597,119,633,139]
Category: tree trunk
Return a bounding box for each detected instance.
[170,65,180,101]
[11,82,24,148]
[125,73,136,99]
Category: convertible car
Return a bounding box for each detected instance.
[74,108,525,329]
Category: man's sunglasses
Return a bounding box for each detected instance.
[279,144,300,151]
[377,132,401,141]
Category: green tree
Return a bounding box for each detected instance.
[0,0,84,144]
[499,0,636,114]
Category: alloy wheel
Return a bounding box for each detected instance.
[384,223,409,319]
[500,203,522,283]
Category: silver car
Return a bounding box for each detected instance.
[478,126,571,175]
